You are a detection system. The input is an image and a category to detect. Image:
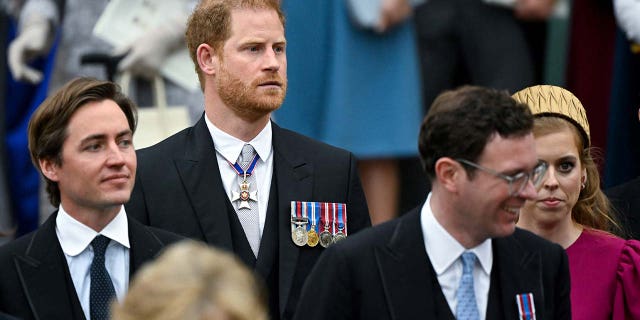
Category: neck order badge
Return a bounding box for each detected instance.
[229,150,260,209]
[229,144,261,257]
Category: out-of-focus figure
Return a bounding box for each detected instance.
[112,241,268,320]
[4,0,203,235]
[278,0,423,224]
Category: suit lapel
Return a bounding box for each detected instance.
[128,217,167,275]
[271,123,313,316]
[492,232,544,319]
[174,117,234,249]
[374,209,454,320]
[255,179,278,278]
[15,214,84,320]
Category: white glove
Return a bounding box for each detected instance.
[614,0,640,44]
[116,14,187,79]
[7,14,54,84]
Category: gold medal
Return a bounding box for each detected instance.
[306,202,320,247]
[307,229,319,247]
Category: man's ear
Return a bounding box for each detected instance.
[39,158,60,182]
[434,157,461,193]
[196,43,218,76]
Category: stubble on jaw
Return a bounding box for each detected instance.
[216,65,287,121]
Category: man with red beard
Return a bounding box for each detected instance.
[125,1,371,319]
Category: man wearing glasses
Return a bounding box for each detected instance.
[294,86,571,320]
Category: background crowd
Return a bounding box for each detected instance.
[2,0,639,240]
[0,1,639,320]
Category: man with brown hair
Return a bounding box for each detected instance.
[0,78,181,320]
[296,86,571,320]
[126,1,370,319]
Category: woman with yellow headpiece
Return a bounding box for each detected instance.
[513,85,640,320]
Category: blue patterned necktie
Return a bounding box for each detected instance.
[456,251,480,320]
[90,235,116,320]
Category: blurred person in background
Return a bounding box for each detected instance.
[1,0,60,237]
[277,0,424,224]
[403,0,559,218]
[4,0,203,236]
[112,241,268,320]
[413,0,559,113]
[605,0,640,240]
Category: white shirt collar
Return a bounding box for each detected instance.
[56,205,131,256]
[421,193,493,276]
[204,115,273,164]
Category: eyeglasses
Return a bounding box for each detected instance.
[456,158,548,197]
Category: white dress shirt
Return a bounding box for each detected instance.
[421,193,493,320]
[205,115,274,235]
[56,205,130,320]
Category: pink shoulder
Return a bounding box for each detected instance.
[614,239,640,319]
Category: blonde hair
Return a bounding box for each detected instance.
[533,117,622,235]
[112,241,267,320]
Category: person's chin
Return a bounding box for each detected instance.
[253,97,283,113]
[102,190,132,205]
[494,223,517,238]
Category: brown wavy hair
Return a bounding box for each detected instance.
[27,78,137,207]
[533,116,623,235]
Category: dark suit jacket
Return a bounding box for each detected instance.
[0,212,182,320]
[125,116,370,319]
[606,176,640,239]
[0,312,19,320]
[294,208,571,320]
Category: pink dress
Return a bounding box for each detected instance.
[566,228,640,320]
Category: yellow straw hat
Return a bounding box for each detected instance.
[512,85,590,147]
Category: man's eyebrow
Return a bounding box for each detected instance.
[80,134,107,144]
[80,130,132,144]
[116,130,133,138]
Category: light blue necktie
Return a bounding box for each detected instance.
[456,251,480,320]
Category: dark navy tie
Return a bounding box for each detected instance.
[90,235,116,320]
